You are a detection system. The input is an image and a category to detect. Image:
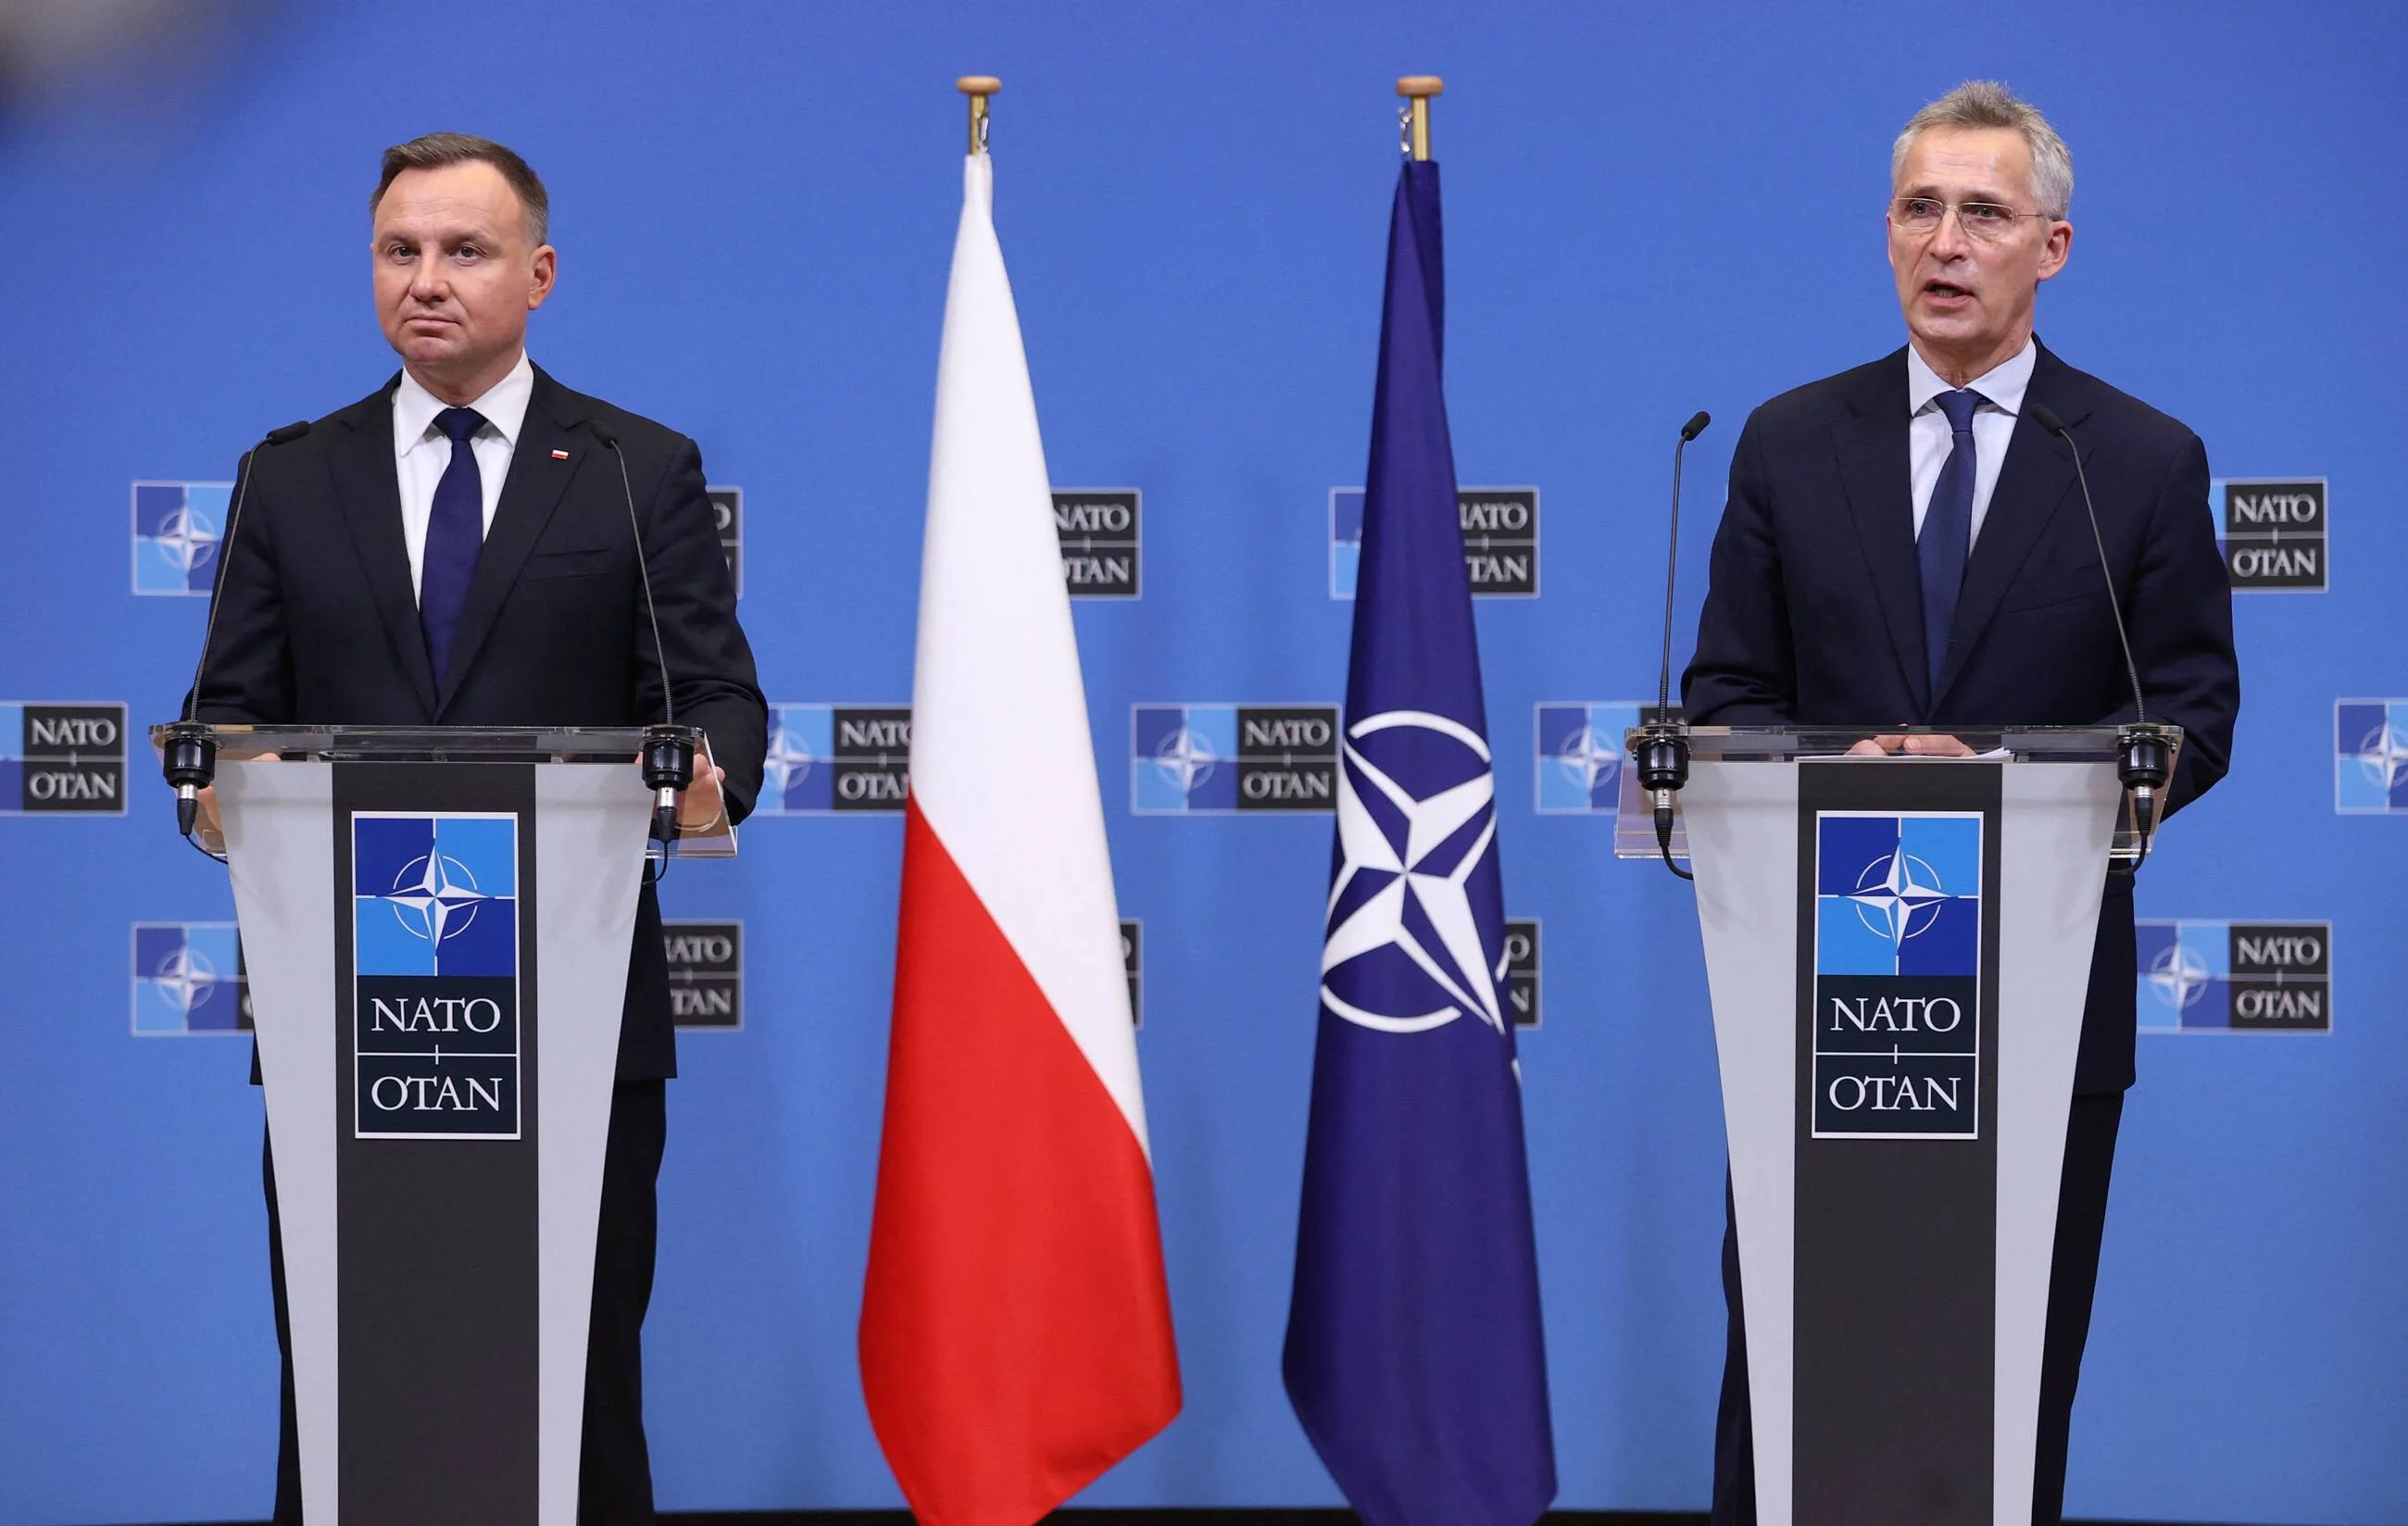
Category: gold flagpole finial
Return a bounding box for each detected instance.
[1396,76,1443,160]
[958,76,1002,155]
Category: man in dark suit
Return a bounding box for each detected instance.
[191,132,767,1524]
[1682,81,2239,1523]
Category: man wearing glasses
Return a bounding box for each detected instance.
[1683,81,2239,1523]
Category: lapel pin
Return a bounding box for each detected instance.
[551,448,571,460]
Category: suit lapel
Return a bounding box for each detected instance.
[435,369,589,716]
[1932,345,2093,707]
[1829,354,1931,716]
[328,381,441,718]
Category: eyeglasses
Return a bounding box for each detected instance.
[1889,196,2054,243]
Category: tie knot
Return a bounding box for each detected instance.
[1934,389,1984,433]
[434,407,485,444]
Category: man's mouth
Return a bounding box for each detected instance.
[1925,281,1973,301]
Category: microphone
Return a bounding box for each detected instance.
[1633,409,1712,881]
[588,422,696,860]
[2026,401,2171,870]
[161,419,312,844]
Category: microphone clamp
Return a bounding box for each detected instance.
[160,720,217,839]
[2114,722,2175,873]
[1632,714,1694,882]
[641,724,697,849]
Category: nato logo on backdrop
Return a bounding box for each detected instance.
[2214,478,2326,592]
[1534,702,1665,814]
[1,702,128,814]
[1131,704,1341,814]
[1330,486,1540,598]
[707,486,743,596]
[2336,699,2408,813]
[131,923,251,1034]
[1056,490,1142,598]
[351,812,520,1138]
[2138,919,2332,1032]
[1812,813,1983,1139]
[664,919,742,1029]
[759,704,912,814]
[132,482,231,595]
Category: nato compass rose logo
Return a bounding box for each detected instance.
[132,482,232,594]
[2336,700,2408,813]
[379,847,490,947]
[1155,724,1220,795]
[132,923,247,1033]
[761,707,822,811]
[1846,844,1951,946]
[353,815,517,979]
[1813,814,1981,979]
[1320,710,1507,1034]
[1534,702,1654,813]
[2147,937,2217,1015]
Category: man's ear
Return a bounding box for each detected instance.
[528,244,558,311]
[2037,219,2073,284]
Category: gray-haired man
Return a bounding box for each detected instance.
[1683,81,2239,1522]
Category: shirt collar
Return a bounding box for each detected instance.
[393,351,536,457]
[1906,337,2036,418]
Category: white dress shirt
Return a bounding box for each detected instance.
[393,352,535,602]
[1907,337,2035,548]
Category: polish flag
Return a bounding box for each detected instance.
[858,149,1181,1526]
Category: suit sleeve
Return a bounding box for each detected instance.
[1681,408,1798,725]
[2099,430,2239,817]
[188,450,296,725]
[633,436,769,822]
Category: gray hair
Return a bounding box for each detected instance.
[370,132,551,246]
[1891,81,2073,219]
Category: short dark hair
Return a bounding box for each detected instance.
[370,132,551,244]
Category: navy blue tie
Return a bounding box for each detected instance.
[420,406,486,688]
[1918,388,1984,693]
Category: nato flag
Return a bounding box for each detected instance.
[1282,157,1556,1526]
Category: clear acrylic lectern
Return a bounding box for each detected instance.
[151,723,735,1526]
[1624,725,2178,1526]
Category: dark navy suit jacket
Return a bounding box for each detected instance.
[1682,341,2239,1094]
[195,367,769,1082]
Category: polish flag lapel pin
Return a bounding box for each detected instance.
[551,448,571,460]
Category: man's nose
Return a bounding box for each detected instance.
[1927,205,1973,258]
[408,260,446,302]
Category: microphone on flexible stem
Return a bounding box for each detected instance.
[1633,409,1712,881]
[588,422,695,869]
[2026,401,2171,871]
[162,419,312,846]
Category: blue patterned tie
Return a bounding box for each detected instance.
[420,406,486,688]
[1918,388,1984,694]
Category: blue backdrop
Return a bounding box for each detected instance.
[2,3,2402,1523]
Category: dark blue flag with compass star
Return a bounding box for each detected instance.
[1282,156,1556,1526]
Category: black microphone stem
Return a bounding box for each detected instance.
[594,425,696,879]
[2028,401,2169,872]
[1637,410,1711,882]
[164,420,310,852]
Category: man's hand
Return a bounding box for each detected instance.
[1845,732,1975,757]
[675,763,728,832]
[183,751,279,852]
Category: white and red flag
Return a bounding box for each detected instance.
[858,148,1181,1526]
